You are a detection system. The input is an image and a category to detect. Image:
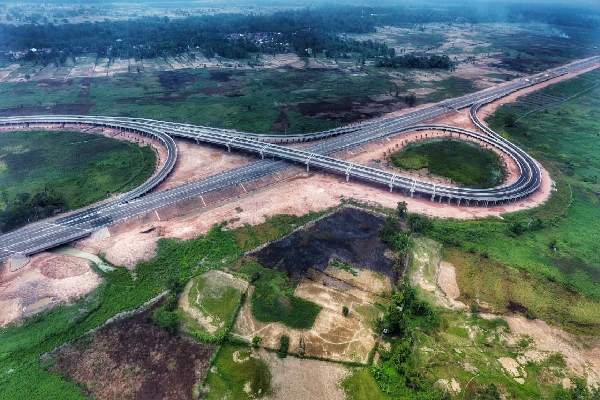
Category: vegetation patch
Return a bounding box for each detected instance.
[0,67,480,134]
[179,270,248,341]
[203,345,271,400]
[342,368,391,400]
[238,260,321,330]
[389,139,505,188]
[0,130,155,231]
[445,248,600,335]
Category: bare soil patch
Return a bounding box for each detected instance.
[233,265,387,363]
[49,310,215,400]
[156,139,252,191]
[0,252,101,326]
[261,349,349,400]
[504,316,600,387]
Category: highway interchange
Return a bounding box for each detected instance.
[0,55,599,262]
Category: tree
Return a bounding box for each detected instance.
[252,335,262,348]
[278,335,290,358]
[342,305,349,317]
[396,201,408,219]
[404,92,417,107]
[504,112,518,128]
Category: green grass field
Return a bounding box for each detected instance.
[0,68,480,135]
[424,69,600,333]
[180,271,246,341]
[203,345,271,400]
[0,130,155,210]
[238,259,321,330]
[343,368,391,400]
[389,139,505,188]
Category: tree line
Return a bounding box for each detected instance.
[376,54,454,70]
[0,8,393,64]
[0,189,66,233]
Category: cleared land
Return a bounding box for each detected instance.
[0,252,101,326]
[0,129,155,210]
[203,345,350,400]
[49,309,215,400]
[233,264,388,363]
[389,139,505,188]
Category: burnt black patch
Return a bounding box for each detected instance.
[158,70,198,91]
[251,207,396,281]
[209,70,240,82]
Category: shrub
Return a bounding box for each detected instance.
[342,306,349,317]
[379,216,402,243]
[378,280,440,336]
[250,271,261,283]
[151,293,180,334]
[390,231,412,256]
[278,335,290,358]
[151,308,179,334]
[508,220,527,236]
[477,383,502,400]
[252,335,262,348]
[396,201,408,219]
[407,213,432,234]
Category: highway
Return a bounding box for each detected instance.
[0,55,598,262]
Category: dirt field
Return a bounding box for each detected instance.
[49,309,216,400]
[156,139,253,191]
[233,265,387,364]
[260,349,349,400]
[0,252,101,326]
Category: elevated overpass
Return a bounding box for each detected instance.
[0,55,598,261]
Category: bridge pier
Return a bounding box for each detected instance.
[7,253,30,272]
[388,174,396,192]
